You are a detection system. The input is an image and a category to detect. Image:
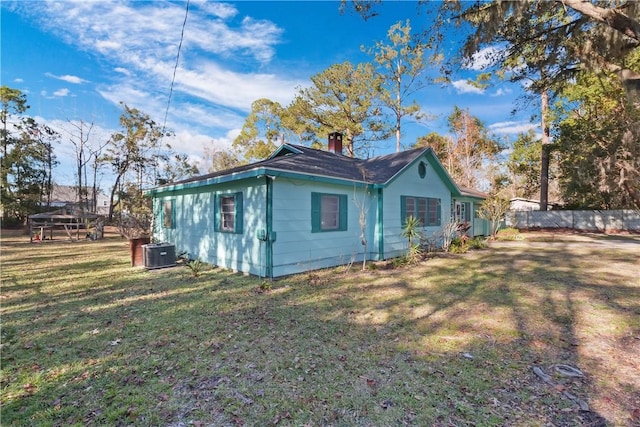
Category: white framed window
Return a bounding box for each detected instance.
[402,196,441,226]
[311,192,347,232]
[216,192,243,234]
[163,200,174,228]
[220,196,235,231]
[321,195,340,230]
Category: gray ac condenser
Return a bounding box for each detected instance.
[142,243,176,269]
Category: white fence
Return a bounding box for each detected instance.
[506,209,640,232]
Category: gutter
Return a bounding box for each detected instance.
[145,167,374,196]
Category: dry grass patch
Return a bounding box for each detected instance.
[1,230,639,426]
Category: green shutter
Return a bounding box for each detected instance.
[311,192,321,233]
[214,194,220,232]
[169,199,175,229]
[400,195,407,226]
[234,192,243,234]
[338,194,348,231]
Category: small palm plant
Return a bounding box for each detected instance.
[401,216,423,263]
[185,259,203,277]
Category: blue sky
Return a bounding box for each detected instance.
[1,1,537,185]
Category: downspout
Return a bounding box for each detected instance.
[377,188,384,260]
[265,176,274,279]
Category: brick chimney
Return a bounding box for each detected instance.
[328,132,343,155]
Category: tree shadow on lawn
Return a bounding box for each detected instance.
[466,242,639,425]
[2,236,638,426]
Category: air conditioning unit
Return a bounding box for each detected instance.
[142,243,176,269]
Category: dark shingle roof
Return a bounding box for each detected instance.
[169,144,429,188]
[458,186,489,199]
[157,144,485,200]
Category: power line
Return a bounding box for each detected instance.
[162,0,190,137]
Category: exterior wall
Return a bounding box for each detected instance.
[152,179,267,276]
[506,209,640,232]
[270,178,376,277]
[149,152,485,278]
[452,197,490,237]
[95,193,111,216]
[509,198,554,211]
[382,157,453,259]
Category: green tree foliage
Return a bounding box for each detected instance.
[233,98,284,163]
[203,146,241,173]
[477,195,511,239]
[506,130,542,200]
[414,132,449,156]
[0,86,59,225]
[555,55,640,209]
[436,1,640,209]
[401,215,422,263]
[33,124,59,209]
[436,1,639,92]
[350,1,638,206]
[104,103,164,223]
[291,61,387,157]
[364,19,436,152]
[235,61,387,159]
[157,153,200,185]
[280,96,324,148]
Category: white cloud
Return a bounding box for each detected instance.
[45,73,88,84]
[489,121,538,135]
[14,78,24,83]
[18,1,282,65]
[95,40,121,52]
[166,129,230,157]
[174,62,301,111]
[97,84,151,110]
[195,1,238,19]
[463,46,506,71]
[53,88,70,97]
[491,88,512,97]
[96,82,247,136]
[451,80,485,95]
[13,0,292,133]
[170,102,245,131]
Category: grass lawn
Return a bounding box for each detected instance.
[1,229,639,426]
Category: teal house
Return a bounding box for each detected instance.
[146,134,487,278]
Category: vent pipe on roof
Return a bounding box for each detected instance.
[328,132,343,155]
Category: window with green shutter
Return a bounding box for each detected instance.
[163,200,175,228]
[215,192,243,234]
[402,196,441,226]
[311,192,347,232]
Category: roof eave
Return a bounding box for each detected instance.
[145,166,371,196]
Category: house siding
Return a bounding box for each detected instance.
[147,145,488,278]
[382,155,452,258]
[452,196,489,237]
[152,179,267,276]
[270,178,376,277]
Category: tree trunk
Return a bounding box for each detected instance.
[395,66,402,152]
[539,91,551,211]
[92,158,98,214]
[108,172,123,222]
